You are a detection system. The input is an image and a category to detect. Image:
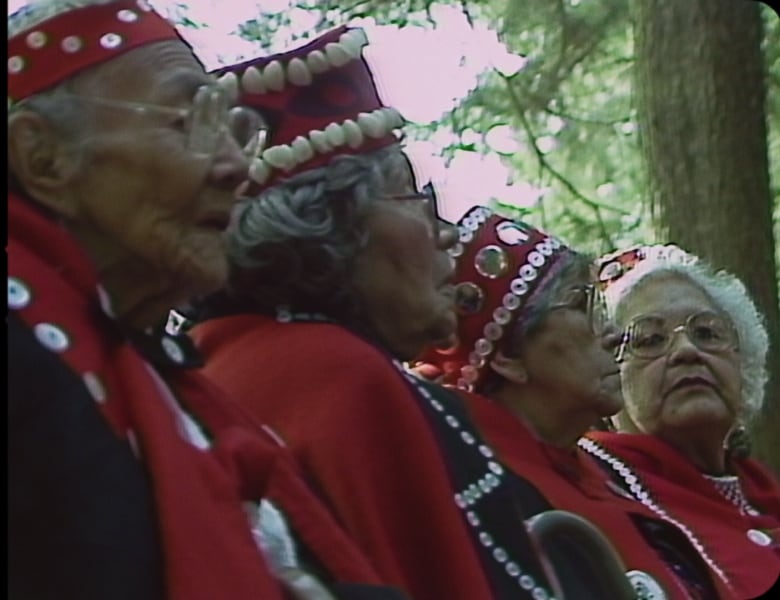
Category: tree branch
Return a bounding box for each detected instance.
[499,73,630,248]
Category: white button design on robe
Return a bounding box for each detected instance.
[747,529,772,547]
[8,277,31,309]
[34,322,69,352]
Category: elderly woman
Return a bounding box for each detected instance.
[191,28,562,600]
[418,209,729,599]
[8,3,405,599]
[583,245,780,599]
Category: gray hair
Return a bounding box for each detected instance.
[605,256,769,421]
[212,143,410,324]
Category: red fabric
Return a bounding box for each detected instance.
[193,314,497,600]
[8,193,384,598]
[418,208,573,391]
[460,390,720,599]
[214,26,398,188]
[8,0,184,101]
[588,431,780,599]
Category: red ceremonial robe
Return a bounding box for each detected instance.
[193,315,536,600]
[586,431,780,599]
[461,390,733,599]
[8,192,390,600]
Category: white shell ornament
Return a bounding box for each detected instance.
[287,57,312,86]
[357,112,384,138]
[290,136,315,163]
[309,129,332,154]
[306,50,329,74]
[342,119,364,148]
[241,66,266,94]
[263,60,285,92]
[324,122,346,147]
[249,158,271,184]
[324,42,352,67]
[263,144,296,170]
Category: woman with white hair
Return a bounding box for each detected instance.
[582,245,780,599]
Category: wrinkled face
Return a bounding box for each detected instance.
[617,275,742,438]
[351,166,457,360]
[519,289,624,419]
[65,41,249,327]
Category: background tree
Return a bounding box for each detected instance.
[169,0,779,468]
[634,0,779,470]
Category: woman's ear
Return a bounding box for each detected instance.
[490,350,529,385]
[8,110,82,218]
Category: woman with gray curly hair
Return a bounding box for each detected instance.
[191,26,562,600]
[580,245,780,599]
[205,144,456,356]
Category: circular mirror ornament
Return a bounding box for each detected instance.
[475,245,509,279]
[454,282,485,316]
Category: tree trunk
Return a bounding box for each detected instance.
[634,0,779,473]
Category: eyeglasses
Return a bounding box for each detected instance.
[548,284,609,336]
[57,83,267,159]
[616,310,738,362]
[385,181,440,237]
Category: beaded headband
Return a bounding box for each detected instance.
[213,25,404,190]
[421,206,574,391]
[8,0,185,104]
[596,243,700,303]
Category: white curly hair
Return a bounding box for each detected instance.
[602,244,769,422]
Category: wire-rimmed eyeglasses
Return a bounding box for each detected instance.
[55,83,267,159]
[616,310,738,362]
[548,284,609,336]
[384,181,440,237]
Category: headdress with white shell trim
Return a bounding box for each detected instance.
[212,25,405,191]
[419,205,576,392]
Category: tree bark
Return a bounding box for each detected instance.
[634,0,779,473]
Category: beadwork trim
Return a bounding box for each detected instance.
[449,206,565,393]
[701,474,760,516]
[398,360,555,599]
[577,438,733,591]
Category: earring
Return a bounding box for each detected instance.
[725,424,751,460]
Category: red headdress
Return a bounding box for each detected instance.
[596,243,699,290]
[8,0,186,103]
[421,206,575,391]
[213,26,405,191]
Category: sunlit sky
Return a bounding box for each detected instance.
[8,0,542,221]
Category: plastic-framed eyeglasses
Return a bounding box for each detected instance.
[56,83,266,159]
[384,181,439,238]
[548,284,609,336]
[616,310,738,362]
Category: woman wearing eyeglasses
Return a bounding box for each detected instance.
[583,245,780,599]
[416,210,733,599]
[188,28,570,600]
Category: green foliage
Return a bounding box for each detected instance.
[185,0,777,272]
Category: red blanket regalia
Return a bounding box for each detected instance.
[585,431,780,600]
[459,390,735,600]
[193,314,507,600]
[8,192,390,600]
